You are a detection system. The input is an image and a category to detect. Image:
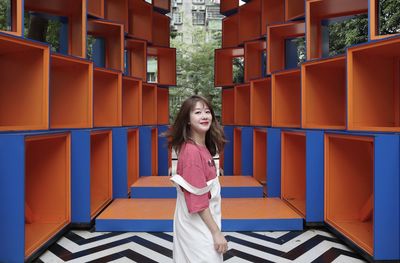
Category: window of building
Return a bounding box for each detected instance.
[206,6,224,19]
[192,0,205,4]
[173,12,183,24]
[192,11,205,25]
[175,0,182,4]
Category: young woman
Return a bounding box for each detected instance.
[165,95,228,262]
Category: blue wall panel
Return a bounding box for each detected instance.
[267,128,281,197]
[223,126,234,175]
[241,126,254,175]
[139,126,153,176]
[158,125,169,176]
[112,128,128,198]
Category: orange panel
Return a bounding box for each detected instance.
[153,0,170,12]
[220,0,238,15]
[0,0,23,36]
[250,78,272,126]
[347,37,400,132]
[87,19,124,71]
[234,84,250,125]
[142,83,157,125]
[126,38,147,80]
[90,130,113,218]
[281,131,306,217]
[261,0,285,34]
[233,128,242,175]
[105,0,129,33]
[50,54,93,129]
[25,133,70,257]
[122,76,142,126]
[127,129,139,191]
[222,14,239,48]
[147,46,177,86]
[301,56,346,129]
[128,0,153,42]
[88,0,104,18]
[215,47,244,87]
[157,87,169,124]
[272,69,301,127]
[151,127,158,176]
[267,21,305,74]
[253,129,267,183]
[244,40,266,82]
[285,0,304,21]
[0,35,49,131]
[239,0,261,44]
[222,88,235,125]
[93,68,122,127]
[152,12,170,47]
[325,133,374,254]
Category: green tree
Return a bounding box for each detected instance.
[0,0,11,31]
[379,0,400,35]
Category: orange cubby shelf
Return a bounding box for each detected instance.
[142,83,157,125]
[90,130,113,218]
[214,47,244,87]
[128,0,153,42]
[147,46,177,86]
[88,0,104,18]
[222,13,239,48]
[127,128,140,191]
[24,0,87,57]
[222,88,235,125]
[0,34,49,131]
[267,21,305,74]
[253,128,267,184]
[105,0,129,33]
[25,133,70,258]
[50,54,93,129]
[126,38,147,80]
[347,36,400,132]
[122,76,142,126]
[220,0,238,15]
[234,84,251,126]
[261,0,285,35]
[233,127,242,175]
[153,0,170,14]
[93,68,122,127]
[281,131,306,217]
[238,0,262,44]
[87,19,124,72]
[369,0,400,40]
[152,12,170,47]
[306,0,368,60]
[324,133,374,255]
[285,0,304,21]
[244,40,266,82]
[157,87,169,125]
[0,0,23,36]
[272,69,301,128]
[250,78,272,126]
[301,55,346,130]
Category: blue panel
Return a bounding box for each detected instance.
[112,128,128,198]
[223,126,234,175]
[222,219,303,231]
[0,135,25,263]
[241,127,253,175]
[139,126,153,176]
[158,125,169,176]
[285,38,300,70]
[131,187,177,198]
[93,37,105,68]
[71,130,91,223]
[267,128,281,197]
[59,20,69,55]
[374,134,400,260]
[305,130,324,223]
[221,187,264,198]
[96,219,173,232]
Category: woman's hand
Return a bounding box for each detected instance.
[212,231,228,254]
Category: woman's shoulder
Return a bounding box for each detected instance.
[179,142,203,162]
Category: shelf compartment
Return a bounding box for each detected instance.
[125,38,147,80]
[214,47,244,87]
[87,19,124,71]
[250,78,272,126]
[233,126,254,176]
[105,0,129,33]
[285,0,304,21]
[24,0,86,57]
[272,69,301,128]
[306,0,368,60]
[222,88,234,125]
[238,0,261,44]
[147,46,176,86]
[244,40,266,82]
[50,54,93,129]
[222,13,239,48]
[122,76,142,126]
[347,37,400,132]
[152,12,170,47]
[93,68,122,127]
[253,128,267,184]
[90,130,112,218]
[220,0,238,15]
[0,0,23,36]
[88,0,104,18]
[128,0,153,42]
[139,126,158,176]
[281,131,306,217]
[127,128,140,192]
[261,0,285,35]
[142,83,157,125]
[301,55,346,130]
[267,21,305,74]
[157,87,169,125]
[0,34,49,131]
[234,84,250,125]
[369,0,400,40]
[153,0,170,14]
[233,127,242,175]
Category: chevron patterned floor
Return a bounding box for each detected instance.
[35,229,367,263]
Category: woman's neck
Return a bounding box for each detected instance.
[188,132,206,146]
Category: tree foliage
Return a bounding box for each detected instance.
[0,0,11,31]
[379,0,400,35]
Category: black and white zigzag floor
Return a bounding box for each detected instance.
[35,229,367,263]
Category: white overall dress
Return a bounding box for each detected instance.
[170,173,223,263]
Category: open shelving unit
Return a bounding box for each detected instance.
[152,12,170,47]
[105,0,129,33]
[220,0,239,16]
[0,0,23,36]
[285,0,304,21]
[142,83,157,125]
[214,47,244,87]
[222,88,234,125]
[250,78,271,126]
[152,0,170,14]
[261,0,285,34]
[222,13,239,48]
[122,76,142,126]
[234,84,250,126]
[125,38,147,80]
[88,0,104,18]
[128,0,153,42]
[253,128,267,184]
[238,0,261,44]
[157,87,169,125]
[244,40,266,82]
[147,46,176,86]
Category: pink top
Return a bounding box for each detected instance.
[177,141,217,213]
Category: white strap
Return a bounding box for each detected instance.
[170,174,216,195]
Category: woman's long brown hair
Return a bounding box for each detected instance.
[163,95,226,156]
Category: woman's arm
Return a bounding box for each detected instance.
[198,208,228,254]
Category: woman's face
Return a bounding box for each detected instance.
[189,101,212,136]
